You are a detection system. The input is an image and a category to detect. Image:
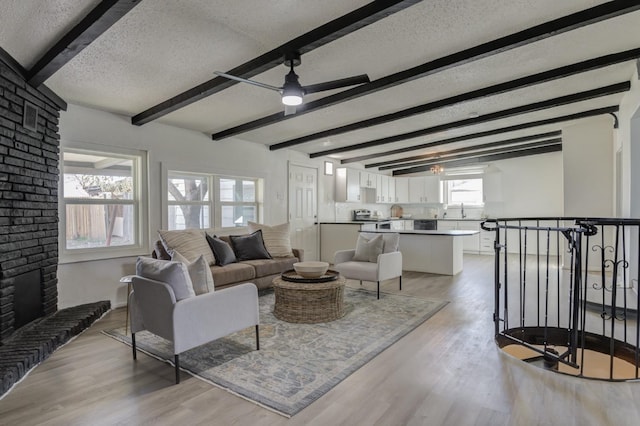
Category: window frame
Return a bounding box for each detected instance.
[167,171,213,230]
[441,175,485,207]
[215,175,261,228]
[162,165,263,230]
[59,144,148,263]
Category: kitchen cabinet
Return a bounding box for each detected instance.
[360,171,376,189]
[391,220,405,230]
[387,176,396,204]
[376,174,386,202]
[320,223,361,262]
[409,176,441,203]
[480,230,494,254]
[394,177,409,203]
[335,167,361,202]
[438,220,482,253]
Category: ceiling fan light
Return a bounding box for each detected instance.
[282,92,303,106]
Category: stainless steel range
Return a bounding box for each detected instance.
[352,209,374,221]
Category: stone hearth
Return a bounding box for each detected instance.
[0,301,110,396]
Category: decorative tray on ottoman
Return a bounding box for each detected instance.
[280,269,339,283]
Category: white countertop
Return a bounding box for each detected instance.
[360,229,479,236]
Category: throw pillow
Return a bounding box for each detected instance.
[352,233,384,263]
[229,230,272,261]
[360,232,399,253]
[158,229,216,266]
[205,234,237,266]
[171,251,215,294]
[247,221,293,257]
[135,256,195,301]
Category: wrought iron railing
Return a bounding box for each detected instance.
[481,217,640,381]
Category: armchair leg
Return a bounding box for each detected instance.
[256,324,260,351]
[399,275,402,291]
[132,333,137,360]
[175,354,180,384]
[377,281,380,299]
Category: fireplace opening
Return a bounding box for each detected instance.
[13,270,44,330]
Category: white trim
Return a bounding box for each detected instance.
[161,162,263,230]
[59,142,149,264]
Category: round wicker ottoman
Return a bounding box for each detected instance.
[272,275,346,323]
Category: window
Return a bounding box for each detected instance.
[442,178,484,206]
[218,177,258,227]
[61,148,147,261]
[167,172,210,230]
[165,170,261,230]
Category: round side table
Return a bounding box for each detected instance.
[272,275,346,323]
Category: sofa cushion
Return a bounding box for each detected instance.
[158,229,216,266]
[206,234,237,266]
[209,262,256,287]
[242,256,298,277]
[135,257,195,301]
[353,233,384,262]
[247,221,293,257]
[229,230,272,261]
[171,251,215,294]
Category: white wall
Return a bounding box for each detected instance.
[58,104,325,309]
[488,152,564,218]
[562,115,615,217]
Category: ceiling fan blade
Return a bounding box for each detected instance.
[214,71,282,92]
[284,105,297,116]
[302,74,370,94]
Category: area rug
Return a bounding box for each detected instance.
[103,288,447,417]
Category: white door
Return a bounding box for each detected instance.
[289,164,318,261]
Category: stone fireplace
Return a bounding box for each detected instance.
[0,53,63,345]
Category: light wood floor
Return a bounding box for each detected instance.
[2,255,640,425]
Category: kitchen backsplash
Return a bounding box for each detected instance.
[335,202,502,220]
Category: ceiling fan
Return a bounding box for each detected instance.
[214,52,370,115]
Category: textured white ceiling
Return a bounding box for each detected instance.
[1,0,638,170]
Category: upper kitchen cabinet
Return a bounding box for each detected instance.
[483,172,503,202]
[360,171,377,189]
[395,177,409,203]
[376,174,392,203]
[387,175,396,204]
[335,167,361,202]
[409,176,441,203]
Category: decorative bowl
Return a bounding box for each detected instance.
[293,261,329,278]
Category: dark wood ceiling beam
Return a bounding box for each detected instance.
[338,106,618,163]
[310,81,629,158]
[271,48,640,150]
[131,0,420,126]
[212,1,640,141]
[381,138,562,171]
[392,144,563,176]
[27,0,141,87]
[369,132,561,169]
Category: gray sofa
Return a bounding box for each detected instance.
[153,235,303,291]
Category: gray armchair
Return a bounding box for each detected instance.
[333,232,403,299]
[130,278,259,384]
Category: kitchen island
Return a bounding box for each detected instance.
[362,229,479,275]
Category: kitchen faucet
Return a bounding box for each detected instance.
[461,203,466,218]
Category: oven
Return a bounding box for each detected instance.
[413,219,437,230]
[376,221,391,230]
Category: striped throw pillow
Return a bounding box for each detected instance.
[158,229,216,266]
[247,221,293,258]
